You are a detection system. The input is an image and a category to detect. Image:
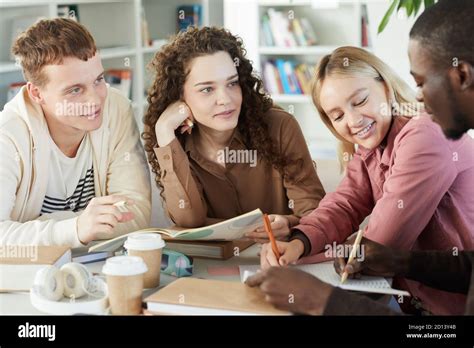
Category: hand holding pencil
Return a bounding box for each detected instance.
[334,236,410,279]
[340,229,364,284]
[259,214,306,270]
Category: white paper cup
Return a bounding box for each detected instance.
[102,256,147,315]
[124,234,165,289]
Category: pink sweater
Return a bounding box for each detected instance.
[295,114,474,315]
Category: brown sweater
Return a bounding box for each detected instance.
[323,251,474,315]
[153,108,325,228]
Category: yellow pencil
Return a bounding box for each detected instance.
[340,229,364,284]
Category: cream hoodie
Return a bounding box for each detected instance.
[0,86,151,247]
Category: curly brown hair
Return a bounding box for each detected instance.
[142,26,296,194]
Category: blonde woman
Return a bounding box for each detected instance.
[259,47,474,315]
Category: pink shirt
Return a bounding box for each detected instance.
[295,114,474,315]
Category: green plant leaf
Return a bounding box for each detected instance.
[378,0,400,34]
[378,0,437,34]
[397,0,406,11]
[424,0,435,8]
[413,0,422,15]
[406,0,414,16]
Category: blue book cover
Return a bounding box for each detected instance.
[287,61,302,94]
[177,5,202,32]
[275,59,291,94]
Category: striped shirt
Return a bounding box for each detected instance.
[41,134,95,214]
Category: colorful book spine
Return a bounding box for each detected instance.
[262,60,315,96]
[262,9,318,47]
[300,18,318,45]
[261,14,274,46]
[291,18,307,46]
[105,69,132,99]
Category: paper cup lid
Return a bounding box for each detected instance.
[102,256,148,276]
[124,233,165,251]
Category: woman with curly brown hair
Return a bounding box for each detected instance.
[142,27,325,242]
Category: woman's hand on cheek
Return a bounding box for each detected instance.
[179,104,195,135]
[155,101,195,146]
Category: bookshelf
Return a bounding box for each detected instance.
[0,0,223,131]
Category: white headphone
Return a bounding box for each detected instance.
[33,262,93,301]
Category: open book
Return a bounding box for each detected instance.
[240,262,411,297]
[89,209,263,253]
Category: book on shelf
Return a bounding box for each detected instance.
[89,209,263,253]
[263,59,315,95]
[360,3,372,48]
[177,5,202,32]
[261,14,274,46]
[140,5,152,47]
[261,8,317,47]
[57,4,80,22]
[276,59,301,95]
[105,69,132,99]
[7,82,26,102]
[0,245,71,292]
[299,18,318,46]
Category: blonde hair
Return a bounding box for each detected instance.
[311,46,418,171]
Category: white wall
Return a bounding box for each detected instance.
[366,1,418,88]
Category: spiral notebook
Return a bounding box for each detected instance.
[239,262,410,297]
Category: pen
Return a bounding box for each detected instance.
[263,214,281,260]
[341,229,364,284]
[113,200,128,212]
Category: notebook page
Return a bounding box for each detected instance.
[240,262,410,297]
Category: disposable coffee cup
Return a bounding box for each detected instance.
[124,233,166,289]
[102,256,147,315]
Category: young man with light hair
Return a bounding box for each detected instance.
[0,18,151,247]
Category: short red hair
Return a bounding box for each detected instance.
[11,17,97,86]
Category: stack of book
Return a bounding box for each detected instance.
[89,209,263,260]
[262,59,315,95]
[0,245,71,292]
[261,8,318,47]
